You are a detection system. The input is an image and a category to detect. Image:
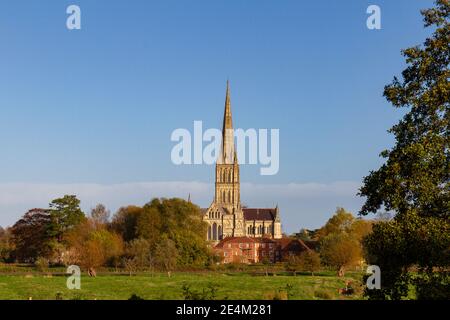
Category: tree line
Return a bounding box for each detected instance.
[0,196,213,275]
[289,208,374,277]
[0,199,374,278]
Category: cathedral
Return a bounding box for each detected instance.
[202,82,282,244]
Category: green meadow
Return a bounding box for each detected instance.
[0,271,365,300]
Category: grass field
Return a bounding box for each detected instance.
[0,271,365,300]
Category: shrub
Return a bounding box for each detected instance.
[314,290,333,300]
[263,290,288,300]
[182,283,218,300]
[34,257,49,272]
[298,250,321,275]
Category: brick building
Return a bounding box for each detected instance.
[213,237,312,264]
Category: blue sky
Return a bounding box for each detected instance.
[0,0,434,232]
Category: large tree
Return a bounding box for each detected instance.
[318,208,373,276]
[65,218,124,272]
[90,204,110,225]
[47,195,85,242]
[111,206,143,242]
[359,0,449,299]
[136,204,162,250]
[148,198,209,267]
[154,236,178,277]
[111,198,210,268]
[11,209,52,262]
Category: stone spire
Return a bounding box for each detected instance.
[219,80,235,164]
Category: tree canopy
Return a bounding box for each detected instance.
[359,0,450,299]
[317,208,372,276]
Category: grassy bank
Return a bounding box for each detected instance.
[0,271,364,300]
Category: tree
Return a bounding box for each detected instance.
[294,228,319,241]
[11,209,52,262]
[90,204,110,225]
[0,227,13,262]
[154,236,178,276]
[285,254,301,276]
[316,208,372,276]
[136,205,162,250]
[111,206,143,242]
[316,208,373,276]
[297,250,321,276]
[125,238,154,271]
[144,198,210,267]
[320,233,361,277]
[48,195,85,242]
[359,0,450,299]
[111,198,211,268]
[316,207,354,239]
[65,218,124,272]
[350,219,374,242]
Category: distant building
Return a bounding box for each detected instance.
[214,237,280,264]
[213,237,312,264]
[202,82,282,244]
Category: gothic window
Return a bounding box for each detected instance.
[228,191,231,203]
[218,225,222,240]
[228,171,232,182]
[212,223,217,240]
[207,225,212,240]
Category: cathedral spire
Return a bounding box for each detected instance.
[220,80,235,164]
[223,80,232,131]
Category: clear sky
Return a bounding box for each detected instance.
[0,0,434,232]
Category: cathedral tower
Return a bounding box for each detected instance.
[215,80,241,212]
[203,81,281,243]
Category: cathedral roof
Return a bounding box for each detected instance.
[243,208,277,221]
